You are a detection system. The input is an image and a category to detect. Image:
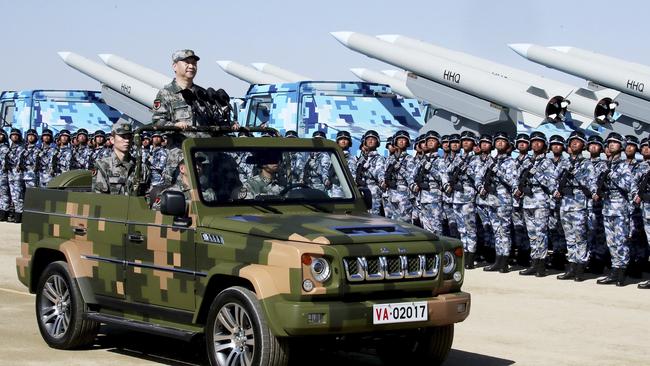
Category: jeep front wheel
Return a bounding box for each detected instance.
[378,325,454,365]
[206,286,289,366]
[35,261,99,349]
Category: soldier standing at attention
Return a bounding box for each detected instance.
[478,132,518,273]
[382,135,396,219]
[89,130,107,170]
[475,133,495,258]
[517,132,557,277]
[355,130,385,216]
[7,129,26,223]
[624,135,645,279]
[93,120,141,195]
[596,133,638,287]
[586,135,609,274]
[512,133,532,266]
[411,134,427,226]
[55,130,73,175]
[441,135,459,238]
[444,131,481,268]
[383,130,416,223]
[149,131,168,188]
[37,129,56,187]
[72,129,91,170]
[303,131,333,192]
[635,137,650,289]
[336,130,356,177]
[411,130,446,235]
[22,129,40,188]
[0,130,10,221]
[548,135,568,269]
[554,131,598,282]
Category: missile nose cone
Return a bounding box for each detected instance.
[98,54,111,63]
[349,68,366,77]
[376,34,400,43]
[251,63,267,71]
[508,43,532,58]
[216,60,232,70]
[330,31,354,46]
[548,46,571,53]
[58,51,72,60]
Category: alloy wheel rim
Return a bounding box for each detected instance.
[39,274,71,338]
[212,302,255,366]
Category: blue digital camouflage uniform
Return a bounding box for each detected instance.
[627,159,647,267]
[38,143,57,187]
[22,142,40,188]
[7,142,25,213]
[149,146,168,187]
[0,143,10,212]
[475,154,495,250]
[55,144,73,174]
[555,156,597,264]
[447,151,481,253]
[521,155,558,260]
[355,150,386,215]
[411,152,447,234]
[635,161,650,249]
[602,156,638,269]
[442,153,458,237]
[588,156,608,263]
[284,151,307,186]
[303,152,332,192]
[343,150,357,178]
[512,153,531,251]
[476,153,518,256]
[72,144,92,170]
[549,155,568,257]
[385,150,416,223]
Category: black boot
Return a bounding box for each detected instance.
[520,259,538,276]
[499,256,510,273]
[574,263,585,282]
[616,267,626,287]
[597,268,618,285]
[13,213,22,224]
[638,280,650,289]
[626,262,643,279]
[535,258,547,277]
[483,256,502,272]
[516,248,531,267]
[464,252,475,270]
[0,210,6,222]
[587,258,605,275]
[557,263,576,280]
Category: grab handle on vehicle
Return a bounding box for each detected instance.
[128,233,145,243]
[72,226,87,236]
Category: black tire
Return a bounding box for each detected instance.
[35,261,99,349]
[205,286,289,366]
[378,325,454,366]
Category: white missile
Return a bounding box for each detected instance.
[251,63,311,82]
[98,53,171,90]
[381,70,408,81]
[58,51,159,107]
[349,68,416,98]
[550,46,650,77]
[216,61,287,85]
[331,31,566,127]
[378,34,618,123]
[510,43,650,102]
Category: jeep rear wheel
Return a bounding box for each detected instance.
[378,325,454,365]
[35,261,99,349]
[206,286,289,366]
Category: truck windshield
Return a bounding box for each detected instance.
[193,147,355,205]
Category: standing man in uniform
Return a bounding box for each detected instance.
[441,135,459,238]
[72,129,92,170]
[548,134,568,269]
[635,137,650,289]
[512,133,532,266]
[355,130,385,216]
[55,129,73,175]
[22,129,40,188]
[149,131,168,189]
[0,130,10,221]
[596,133,638,287]
[93,120,144,195]
[517,132,557,277]
[38,129,56,187]
[554,131,598,282]
[624,135,646,278]
[303,131,333,192]
[7,129,25,223]
[382,135,396,218]
[411,130,446,234]
[336,130,356,177]
[475,133,495,261]
[383,130,416,223]
[586,135,609,274]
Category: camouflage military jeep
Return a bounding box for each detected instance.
[16,129,470,366]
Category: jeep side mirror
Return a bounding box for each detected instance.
[160,191,187,217]
[359,187,372,210]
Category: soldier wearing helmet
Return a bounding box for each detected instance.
[355,130,385,216]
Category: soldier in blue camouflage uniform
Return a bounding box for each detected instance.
[441,135,460,238]
[517,132,557,277]
[355,130,385,216]
[554,131,598,282]
[72,129,92,170]
[141,132,152,168]
[282,130,305,186]
[89,130,108,170]
[336,130,357,177]
[479,132,518,273]
[585,135,609,274]
[382,136,396,219]
[445,131,481,268]
[149,131,168,188]
[548,135,568,270]
[411,131,446,234]
[635,137,650,289]
[623,135,646,279]
[0,130,9,221]
[512,133,532,266]
[22,129,40,189]
[475,134,496,259]
[7,129,25,223]
[411,134,427,226]
[595,133,638,287]
[37,129,56,187]
[303,131,332,193]
[383,130,416,223]
[55,130,73,175]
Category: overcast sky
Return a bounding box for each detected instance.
[2,0,648,97]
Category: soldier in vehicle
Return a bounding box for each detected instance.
[512,133,532,266]
[516,132,557,277]
[72,128,91,170]
[242,151,285,199]
[7,129,26,223]
[55,129,73,174]
[553,131,598,282]
[0,130,10,221]
[624,135,646,279]
[148,131,168,188]
[586,135,609,274]
[596,133,638,287]
[22,129,40,188]
[383,130,416,223]
[411,130,446,234]
[303,131,333,192]
[92,120,143,195]
[444,131,482,268]
[355,130,385,215]
[478,132,518,273]
[37,129,56,187]
[281,130,304,186]
[635,137,650,289]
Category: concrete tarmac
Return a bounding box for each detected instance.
[1,222,649,365]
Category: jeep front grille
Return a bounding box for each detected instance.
[343,254,440,283]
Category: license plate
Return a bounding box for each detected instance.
[373,301,428,324]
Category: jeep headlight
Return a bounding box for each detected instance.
[442,251,456,274]
[311,257,331,283]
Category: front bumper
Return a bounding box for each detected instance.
[268,291,471,337]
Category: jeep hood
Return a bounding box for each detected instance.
[199,213,436,245]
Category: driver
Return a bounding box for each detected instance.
[240,152,285,199]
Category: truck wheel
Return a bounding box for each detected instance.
[378,325,454,366]
[420,324,455,364]
[35,261,99,349]
[206,286,289,366]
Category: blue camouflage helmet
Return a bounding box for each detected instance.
[312,130,326,139]
[448,133,461,143]
[568,131,587,144]
[549,134,566,147]
[460,130,476,142]
[76,128,88,137]
[150,130,162,138]
[362,129,380,142]
[587,135,604,147]
[493,131,510,144]
[440,134,449,143]
[10,128,21,136]
[530,131,548,145]
[0,129,7,138]
[415,134,426,146]
[393,130,411,147]
[284,130,298,138]
[26,128,38,137]
[142,132,152,140]
[425,130,441,141]
[516,133,530,143]
[641,137,649,148]
[625,135,640,148]
[479,133,493,144]
[605,132,625,146]
[385,135,394,148]
[335,130,352,142]
[93,130,106,138]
